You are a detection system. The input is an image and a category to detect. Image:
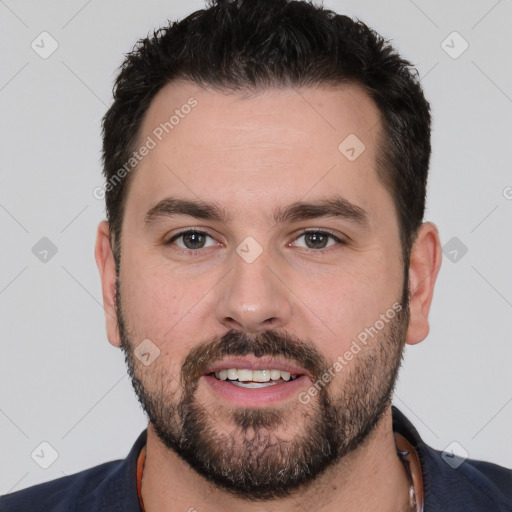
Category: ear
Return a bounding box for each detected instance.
[405,222,442,345]
[95,220,121,348]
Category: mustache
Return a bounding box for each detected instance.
[181,329,331,389]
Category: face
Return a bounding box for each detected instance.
[111,82,410,499]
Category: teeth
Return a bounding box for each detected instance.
[231,381,278,388]
[237,369,253,382]
[270,369,281,380]
[213,369,299,382]
[252,370,270,382]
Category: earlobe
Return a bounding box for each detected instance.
[405,222,442,345]
[94,220,122,347]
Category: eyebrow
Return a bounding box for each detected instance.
[144,195,369,229]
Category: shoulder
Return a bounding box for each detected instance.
[0,460,122,512]
[421,441,512,510]
[0,429,147,512]
[392,406,512,511]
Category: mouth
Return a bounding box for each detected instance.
[201,357,310,405]
[208,368,300,389]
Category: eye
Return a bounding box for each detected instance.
[167,230,218,250]
[291,230,344,250]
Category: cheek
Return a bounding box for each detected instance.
[119,257,187,341]
[300,258,402,354]
[133,355,182,401]
[124,280,180,334]
[119,252,222,356]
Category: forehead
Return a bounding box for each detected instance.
[125,80,388,228]
[139,80,380,151]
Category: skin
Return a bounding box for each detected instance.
[95,81,442,511]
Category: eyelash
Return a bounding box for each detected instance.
[165,229,347,255]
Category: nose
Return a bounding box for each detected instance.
[215,248,292,334]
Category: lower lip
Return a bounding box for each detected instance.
[202,374,310,407]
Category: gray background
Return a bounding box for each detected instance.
[1,0,511,494]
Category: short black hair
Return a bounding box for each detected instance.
[101,0,431,271]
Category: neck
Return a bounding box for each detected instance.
[141,406,412,512]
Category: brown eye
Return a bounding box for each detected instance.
[168,231,215,250]
[304,232,329,249]
[292,230,343,250]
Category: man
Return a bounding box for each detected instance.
[2,0,511,510]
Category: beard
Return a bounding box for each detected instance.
[116,275,410,501]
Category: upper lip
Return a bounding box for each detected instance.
[204,356,310,379]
